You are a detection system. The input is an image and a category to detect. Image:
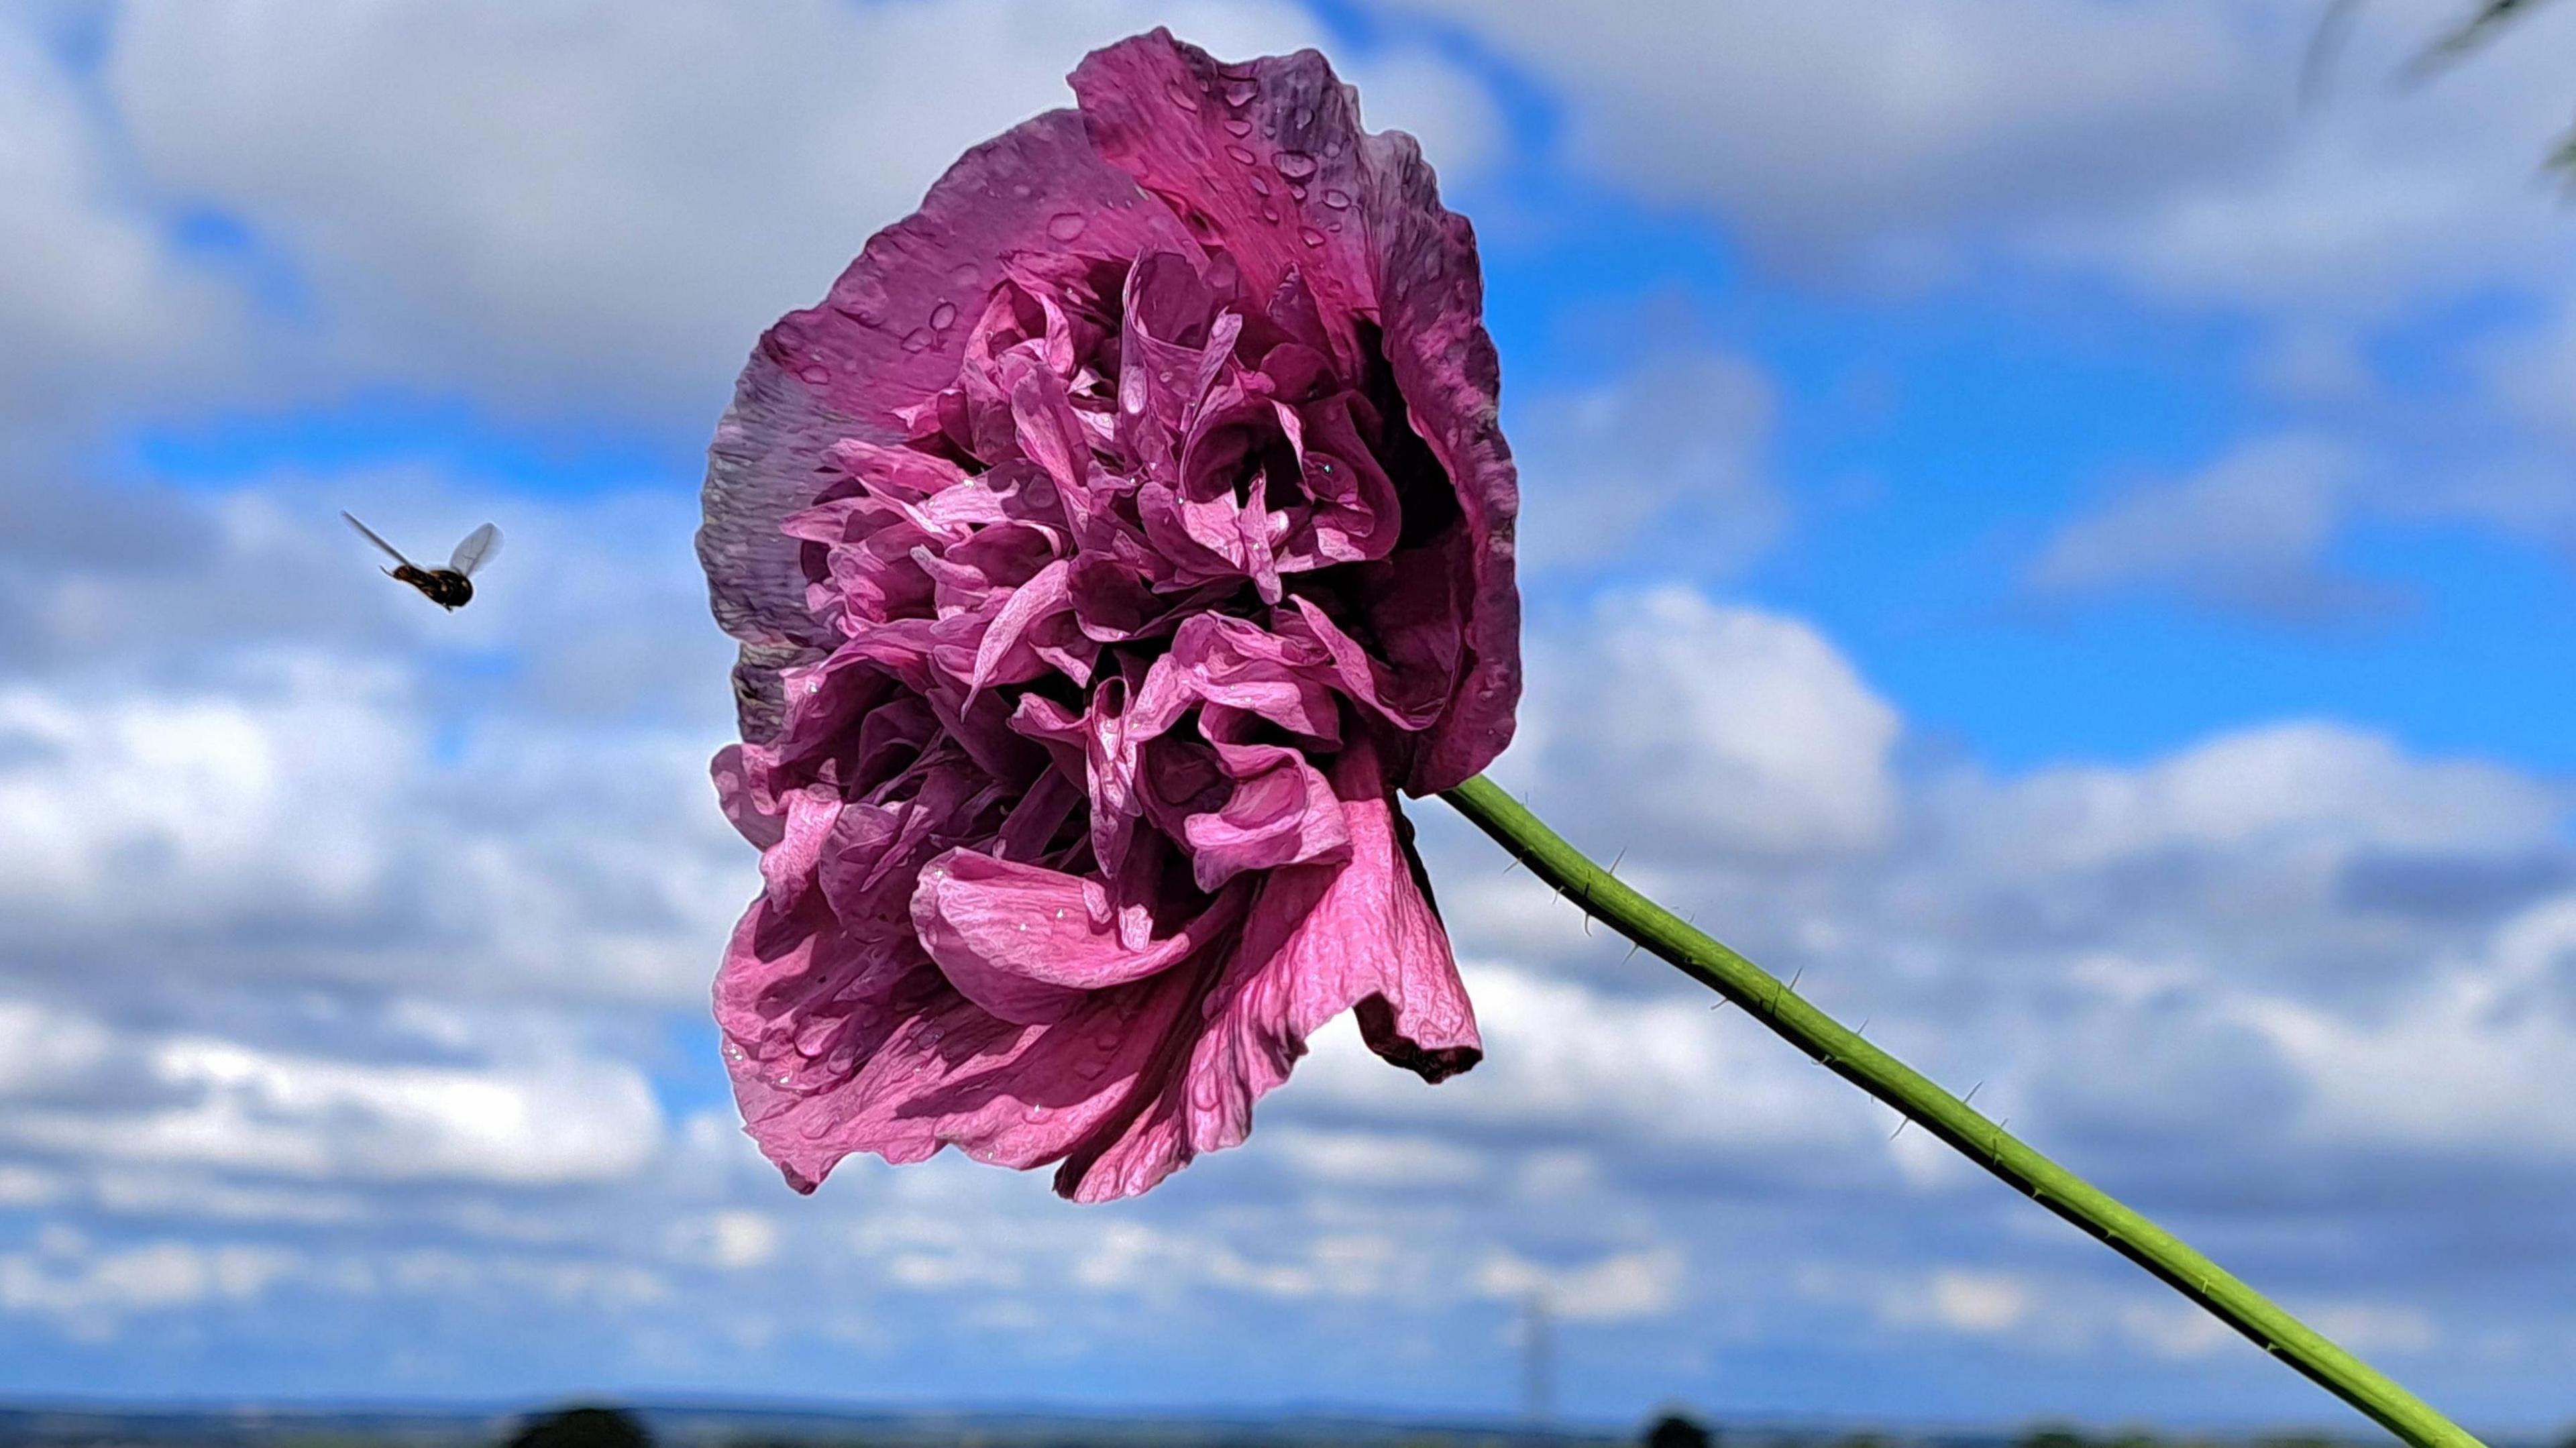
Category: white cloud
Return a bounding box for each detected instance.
[1965,720,2563,873]
[1403,0,2576,323]
[1476,1245,1682,1322]
[0,1230,297,1333]
[91,0,1501,419]
[0,997,665,1186]
[0,19,246,433]
[1502,589,1901,858]
[1513,350,1781,574]
[2241,893,2576,1162]
[1397,0,2262,282]
[2027,434,2367,617]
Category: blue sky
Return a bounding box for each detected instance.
[7,0,2576,1434]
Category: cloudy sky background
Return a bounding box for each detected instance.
[6,0,2576,1431]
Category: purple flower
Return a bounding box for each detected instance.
[698,28,1519,1201]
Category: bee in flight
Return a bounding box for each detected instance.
[342,512,503,610]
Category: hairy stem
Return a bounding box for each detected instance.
[1438,774,2482,1448]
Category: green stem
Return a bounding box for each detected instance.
[1438,774,2482,1448]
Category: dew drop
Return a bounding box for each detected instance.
[900,328,933,353]
[1298,227,1325,247]
[1290,185,1307,202]
[1273,150,1318,181]
[1259,205,1280,223]
[1224,144,1258,166]
[1224,117,1254,138]
[947,262,980,287]
[1165,79,1201,112]
[798,364,830,386]
[1053,907,1070,920]
[1046,211,1088,241]
[1223,80,1258,108]
[1328,221,1344,234]
[1293,105,1314,129]
[1323,138,1344,160]
[1012,182,1034,198]
[1322,188,1352,210]
[1246,172,1272,197]
[928,300,958,330]
[1076,1060,1108,1081]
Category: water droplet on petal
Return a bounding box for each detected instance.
[900,328,933,353]
[1165,80,1201,111]
[948,262,980,287]
[1322,188,1351,210]
[798,364,830,386]
[1246,172,1271,197]
[1299,227,1325,247]
[1076,1060,1108,1081]
[1224,144,1258,166]
[1046,212,1088,241]
[1012,182,1033,198]
[1324,138,1344,159]
[1024,1103,1049,1122]
[1290,185,1307,202]
[1260,205,1279,223]
[928,300,957,330]
[1224,80,1258,108]
[1293,105,1314,129]
[1273,151,1318,181]
[1224,117,1254,138]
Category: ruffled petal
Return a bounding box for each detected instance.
[1051,734,1476,1202]
[912,849,1247,1023]
[700,106,1199,742]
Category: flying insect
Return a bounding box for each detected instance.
[343,512,502,610]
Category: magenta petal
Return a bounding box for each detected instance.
[912,849,1246,1023]
[1073,31,1381,376]
[700,107,1198,740]
[704,28,1515,1204]
[1053,736,1477,1203]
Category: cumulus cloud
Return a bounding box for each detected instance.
[87,0,1501,423]
[2027,434,2371,618]
[0,19,250,435]
[1511,350,1782,575]
[1498,589,1902,858]
[1400,0,2576,327]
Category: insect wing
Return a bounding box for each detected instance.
[448,522,502,577]
[342,512,416,568]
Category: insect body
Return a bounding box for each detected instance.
[343,512,503,610]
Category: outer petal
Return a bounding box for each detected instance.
[699,107,1199,744]
[718,891,1213,1192]
[1072,31,1381,377]
[1360,123,1519,792]
[1053,733,1478,1202]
